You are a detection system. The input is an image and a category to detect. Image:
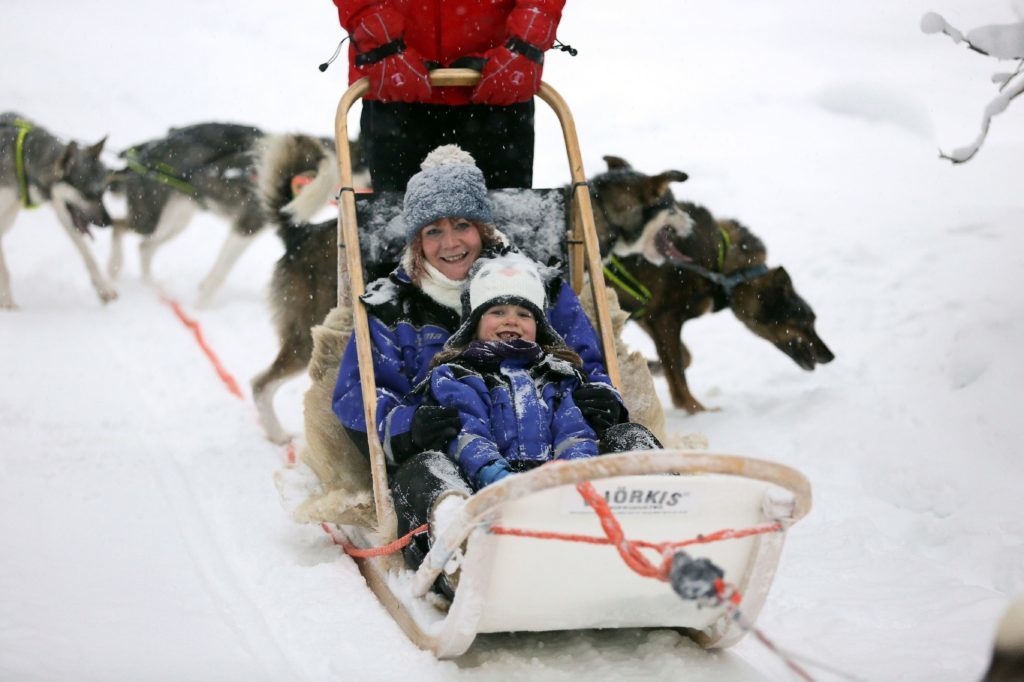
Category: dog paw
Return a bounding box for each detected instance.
[264,428,293,446]
[0,300,18,310]
[98,288,119,304]
[677,398,707,414]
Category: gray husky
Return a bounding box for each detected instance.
[0,112,114,308]
[105,123,269,306]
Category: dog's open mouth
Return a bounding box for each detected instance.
[654,226,691,265]
[66,203,94,237]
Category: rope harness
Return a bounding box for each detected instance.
[8,118,41,209]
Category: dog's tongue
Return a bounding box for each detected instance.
[655,226,690,265]
[67,203,93,238]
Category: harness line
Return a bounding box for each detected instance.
[323,522,429,558]
[488,519,784,554]
[158,293,243,399]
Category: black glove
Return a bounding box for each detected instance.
[387,405,462,466]
[573,383,621,435]
[411,405,461,452]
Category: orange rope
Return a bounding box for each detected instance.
[159,294,243,399]
[322,522,429,558]
[489,481,782,582]
[290,175,372,205]
[489,521,783,554]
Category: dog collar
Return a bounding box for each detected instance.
[12,119,41,210]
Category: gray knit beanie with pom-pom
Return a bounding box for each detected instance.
[402,145,493,243]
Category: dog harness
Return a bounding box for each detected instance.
[603,255,653,317]
[11,119,41,209]
[123,148,199,197]
[673,228,771,310]
[603,227,771,318]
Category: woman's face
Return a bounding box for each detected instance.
[476,304,537,343]
[420,217,482,281]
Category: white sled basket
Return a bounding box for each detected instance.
[330,70,811,658]
[333,449,810,658]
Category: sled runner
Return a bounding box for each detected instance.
[314,69,812,658]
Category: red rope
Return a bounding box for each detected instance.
[489,522,783,554]
[489,481,782,582]
[160,294,243,399]
[322,522,428,558]
[290,175,372,205]
[717,581,816,682]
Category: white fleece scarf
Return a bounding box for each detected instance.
[419,262,465,311]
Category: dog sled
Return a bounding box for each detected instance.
[296,69,811,658]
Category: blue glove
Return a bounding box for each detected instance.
[475,460,513,488]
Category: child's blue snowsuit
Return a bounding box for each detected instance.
[423,340,598,489]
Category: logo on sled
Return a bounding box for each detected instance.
[562,482,693,515]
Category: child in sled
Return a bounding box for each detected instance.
[389,252,660,590]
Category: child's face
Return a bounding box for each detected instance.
[476,304,537,343]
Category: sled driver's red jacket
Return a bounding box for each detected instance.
[332,0,566,105]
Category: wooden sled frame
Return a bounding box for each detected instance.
[331,71,812,657]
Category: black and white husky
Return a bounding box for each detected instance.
[0,112,114,309]
[105,122,270,306]
[105,123,361,306]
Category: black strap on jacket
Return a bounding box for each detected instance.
[505,36,544,64]
[354,37,406,67]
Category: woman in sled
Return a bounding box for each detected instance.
[389,253,661,593]
[332,144,624,463]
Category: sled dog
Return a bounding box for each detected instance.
[105,122,271,305]
[0,112,115,308]
[590,156,834,413]
[251,134,344,443]
[106,123,363,306]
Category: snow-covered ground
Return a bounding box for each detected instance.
[3,1,1023,680]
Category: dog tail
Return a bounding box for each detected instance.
[982,598,1024,682]
[256,133,339,227]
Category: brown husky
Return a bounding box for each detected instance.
[251,134,341,443]
[591,156,834,413]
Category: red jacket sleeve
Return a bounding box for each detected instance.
[506,0,566,50]
[333,0,384,32]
